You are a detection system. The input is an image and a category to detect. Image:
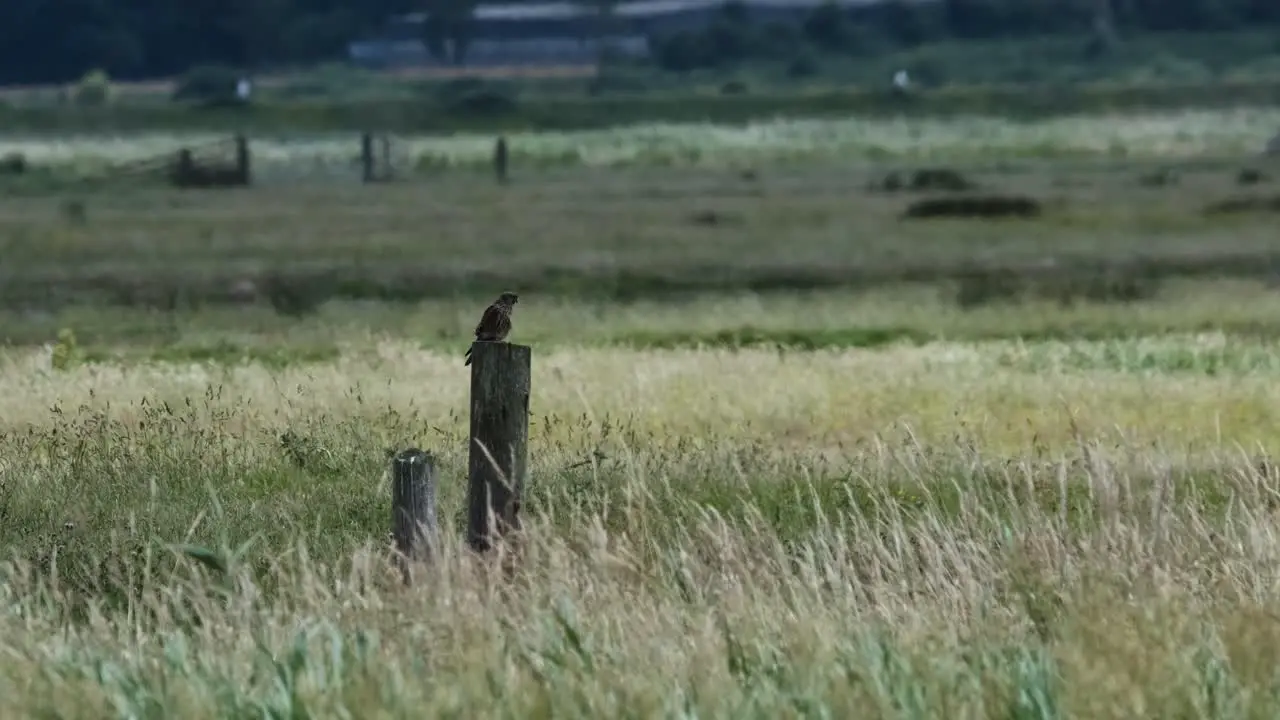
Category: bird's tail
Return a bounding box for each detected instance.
[463,346,472,366]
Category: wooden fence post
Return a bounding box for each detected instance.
[380,134,392,181]
[391,448,438,583]
[493,136,508,185]
[360,132,374,183]
[233,134,251,186]
[466,342,530,555]
[173,148,194,187]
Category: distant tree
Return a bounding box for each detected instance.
[1088,0,1119,54]
[0,0,1273,86]
[1245,0,1280,22]
[282,11,359,62]
[802,1,879,55]
[62,22,144,76]
[942,0,1004,37]
[576,0,623,60]
[423,0,478,65]
[172,64,244,106]
[802,2,853,52]
[877,0,944,46]
[1130,0,1244,30]
[230,0,294,68]
[73,68,112,106]
[652,31,716,71]
[704,4,759,65]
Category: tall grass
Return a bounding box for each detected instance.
[4,426,1280,716]
[3,339,1280,715]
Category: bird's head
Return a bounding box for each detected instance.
[497,291,519,307]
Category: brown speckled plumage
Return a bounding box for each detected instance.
[464,292,518,366]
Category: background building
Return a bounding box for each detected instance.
[348,0,924,68]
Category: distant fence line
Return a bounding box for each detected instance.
[93,131,414,189]
[76,130,524,189]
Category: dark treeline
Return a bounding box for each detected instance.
[0,0,1278,86]
[0,0,416,85]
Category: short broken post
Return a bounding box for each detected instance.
[233,133,251,186]
[466,342,530,556]
[360,132,375,183]
[391,448,438,584]
[493,136,509,184]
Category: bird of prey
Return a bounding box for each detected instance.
[464,291,518,366]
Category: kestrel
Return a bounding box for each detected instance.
[464,291,518,366]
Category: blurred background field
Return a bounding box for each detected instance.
[6,107,1280,176]
[3,135,1280,333]
[9,0,1280,714]
[4,114,1280,714]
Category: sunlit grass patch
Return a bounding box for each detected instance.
[9,339,1280,454]
[5,107,1280,175]
[994,333,1280,376]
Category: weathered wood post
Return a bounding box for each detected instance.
[493,136,509,185]
[360,132,374,183]
[233,134,251,186]
[391,448,438,583]
[466,342,530,555]
[380,134,392,181]
[172,148,195,187]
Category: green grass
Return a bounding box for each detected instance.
[3,154,1280,317]
[9,278,1280,359]
[5,336,1280,715]
[8,140,1280,715]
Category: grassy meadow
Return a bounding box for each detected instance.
[6,111,1280,716]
